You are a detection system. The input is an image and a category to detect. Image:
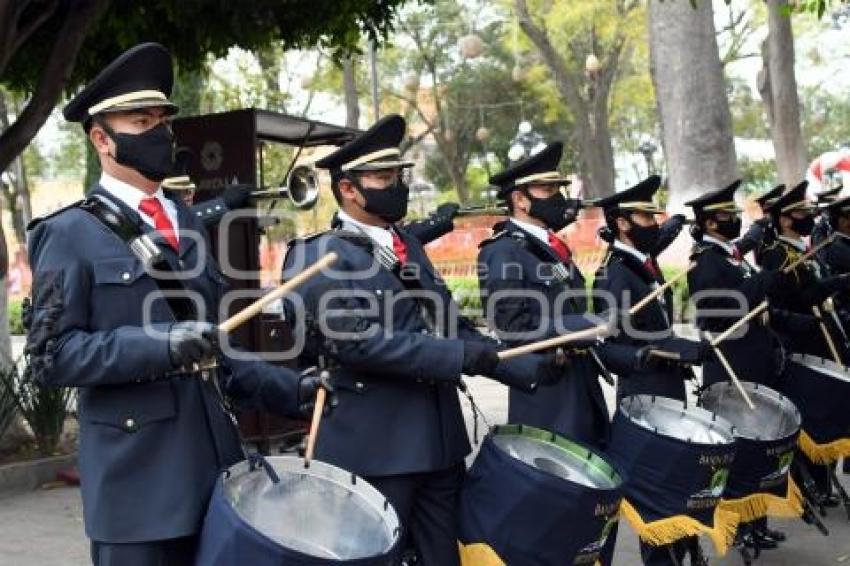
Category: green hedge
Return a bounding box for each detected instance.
[8,299,24,335]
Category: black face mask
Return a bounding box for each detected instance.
[353,177,410,223]
[790,214,815,236]
[524,190,578,232]
[626,220,660,254]
[101,121,175,182]
[714,216,742,240]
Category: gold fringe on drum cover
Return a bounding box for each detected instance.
[718,477,804,523]
[798,430,850,465]
[457,542,604,566]
[618,499,740,557]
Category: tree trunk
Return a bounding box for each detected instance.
[341,55,360,129]
[515,0,619,199]
[649,0,738,209]
[0,0,109,175]
[758,0,807,186]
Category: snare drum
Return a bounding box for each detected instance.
[195,456,401,565]
[608,395,739,556]
[782,353,850,464]
[458,424,622,566]
[700,381,803,522]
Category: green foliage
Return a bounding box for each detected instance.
[8,299,24,336]
[10,360,74,457]
[3,0,415,92]
[0,364,17,442]
[445,276,483,319]
[738,158,779,193]
[800,85,850,158]
[728,77,770,140]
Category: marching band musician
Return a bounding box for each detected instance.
[757,181,850,514]
[684,180,790,550]
[592,176,709,402]
[280,114,547,565]
[476,141,641,450]
[591,176,710,566]
[26,44,316,566]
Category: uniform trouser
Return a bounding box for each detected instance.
[640,539,691,566]
[90,535,197,566]
[365,463,465,566]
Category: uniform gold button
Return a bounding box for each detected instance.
[121,272,131,281]
[124,418,137,431]
[355,382,364,390]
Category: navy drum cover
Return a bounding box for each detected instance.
[195,456,401,566]
[699,381,803,522]
[458,424,623,566]
[608,395,739,556]
[781,354,850,463]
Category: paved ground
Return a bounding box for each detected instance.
[1,373,848,565]
[2,324,849,565]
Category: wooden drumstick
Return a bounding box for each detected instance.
[710,301,769,348]
[303,386,327,468]
[710,343,756,410]
[628,262,696,316]
[812,305,842,364]
[219,252,338,334]
[497,324,613,360]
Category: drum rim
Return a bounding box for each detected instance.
[699,380,802,441]
[790,353,850,384]
[491,423,622,488]
[618,394,736,445]
[222,455,402,540]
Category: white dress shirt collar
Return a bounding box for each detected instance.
[613,238,648,264]
[336,209,394,250]
[99,172,179,234]
[509,217,550,247]
[702,234,736,256]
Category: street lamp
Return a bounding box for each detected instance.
[508,120,546,162]
[637,137,658,176]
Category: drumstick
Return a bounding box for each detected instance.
[497,324,612,360]
[812,305,842,364]
[628,262,696,316]
[219,252,338,334]
[710,301,769,347]
[303,386,327,468]
[710,343,756,410]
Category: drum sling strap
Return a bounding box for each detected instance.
[81,193,253,466]
[80,193,198,321]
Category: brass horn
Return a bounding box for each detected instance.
[250,164,320,210]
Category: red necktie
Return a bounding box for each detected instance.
[392,231,408,264]
[643,258,659,278]
[548,232,571,263]
[138,197,179,251]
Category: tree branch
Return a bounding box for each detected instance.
[0,0,109,175]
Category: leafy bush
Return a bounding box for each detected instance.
[3,358,74,457]
[8,299,25,335]
[445,276,483,320]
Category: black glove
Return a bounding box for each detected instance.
[597,225,615,244]
[297,370,337,418]
[168,321,218,367]
[222,184,255,210]
[435,202,461,220]
[462,341,501,377]
[652,214,686,256]
[733,217,771,256]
